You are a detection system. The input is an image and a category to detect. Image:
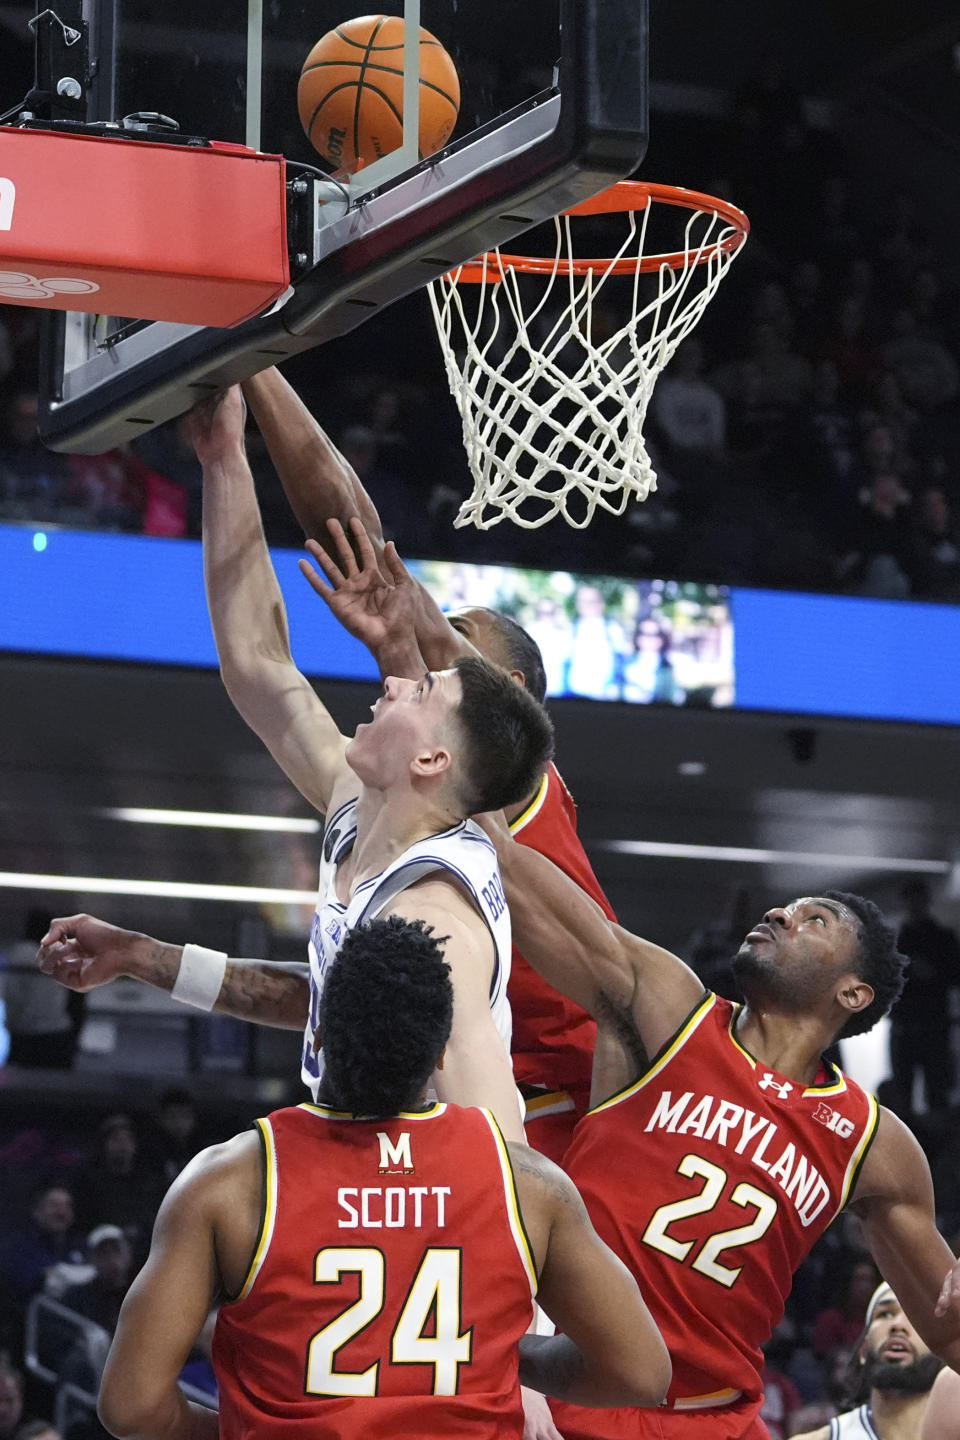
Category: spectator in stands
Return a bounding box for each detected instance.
[893,881,960,1115]
[2,912,77,1068]
[0,1183,84,1311]
[881,307,959,414]
[73,1116,166,1264]
[61,1228,133,1336]
[0,388,72,523]
[147,1088,204,1185]
[760,1326,802,1439]
[837,471,914,598]
[651,338,726,456]
[908,486,960,601]
[0,1364,23,1440]
[813,1258,880,1356]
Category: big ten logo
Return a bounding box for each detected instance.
[377,1131,414,1174]
[0,178,14,230]
[812,1101,855,1139]
[481,872,506,923]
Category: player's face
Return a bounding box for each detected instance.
[732,897,861,1006]
[861,1294,939,1393]
[347,669,462,788]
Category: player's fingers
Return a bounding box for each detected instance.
[37,941,82,976]
[298,556,335,600]
[349,518,381,575]
[325,519,360,578]
[382,540,412,586]
[40,914,88,945]
[303,538,345,587]
[935,1265,957,1316]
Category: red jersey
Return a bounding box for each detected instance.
[509,762,615,1099]
[213,1101,536,1440]
[554,993,879,1435]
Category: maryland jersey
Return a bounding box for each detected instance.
[302,797,512,1097]
[213,1101,536,1439]
[509,763,614,1101]
[553,993,879,1435]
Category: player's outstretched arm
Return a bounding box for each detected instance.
[98,1135,258,1440]
[922,1366,960,1440]
[511,1143,670,1408]
[851,1107,960,1371]
[388,879,525,1143]
[481,813,704,1060]
[243,367,385,552]
[38,914,309,1030]
[243,369,480,675]
[188,389,349,815]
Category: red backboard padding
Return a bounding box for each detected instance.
[0,129,289,327]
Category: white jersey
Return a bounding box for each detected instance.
[830,1406,879,1440]
[300,795,513,1098]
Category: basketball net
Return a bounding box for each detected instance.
[428,182,749,530]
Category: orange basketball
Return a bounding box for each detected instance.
[298,14,461,173]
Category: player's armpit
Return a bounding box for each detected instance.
[511,1145,670,1408]
[385,880,524,1141]
[851,1107,960,1368]
[479,814,704,1056]
[98,1137,256,1440]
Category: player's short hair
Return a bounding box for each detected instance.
[318,916,453,1116]
[451,655,554,813]
[826,890,908,1040]
[482,609,548,703]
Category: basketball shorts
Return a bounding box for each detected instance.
[549,1394,770,1440]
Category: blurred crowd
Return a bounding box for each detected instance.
[1,879,958,1437]
[1,64,960,604]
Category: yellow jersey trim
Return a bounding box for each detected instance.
[508,770,549,835]
[296,1102,447,1122]
[235,1116,277,1302]
[670,1387,742,1411]
[524,1090,576,1119]
[478,1107,538,1299]
[588,993,716,1116]
[837,1091,880,1214]
[727,1005,757,1069]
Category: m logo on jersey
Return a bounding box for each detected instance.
[812,1101,855,1139]
[377,1131,414,1174]
[758,1073,793,1099]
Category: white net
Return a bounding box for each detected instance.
[428,187,747,530]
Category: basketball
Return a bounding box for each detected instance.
[298,15,461,173]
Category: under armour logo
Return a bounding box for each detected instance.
[0,270,99,300]
[758,1073,793,1099]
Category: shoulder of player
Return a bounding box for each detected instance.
[506,1140,586,1217]
[161,1131,262,1222]
[389,872,493,939]
[848,1103,928,1209]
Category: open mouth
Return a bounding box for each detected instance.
[879,1341,914,1363]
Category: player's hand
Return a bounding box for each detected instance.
[37,914,144,992]
[521,1386,565,1440]
[183,387,247,465]
[935,1261,960,1318]
[299,518,422,664]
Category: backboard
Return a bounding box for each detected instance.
[34,0,649,453]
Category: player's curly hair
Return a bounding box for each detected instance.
[451,655,554,813]
[826,890,908,1040]
[317,916,453,1116]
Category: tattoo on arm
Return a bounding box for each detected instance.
[214,962,310,1030]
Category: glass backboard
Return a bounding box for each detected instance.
[37,0,649,453]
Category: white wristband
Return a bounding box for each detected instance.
[171,944,228,1011]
